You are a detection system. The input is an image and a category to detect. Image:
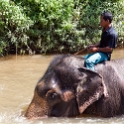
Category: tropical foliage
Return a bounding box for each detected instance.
[0,0,124,56]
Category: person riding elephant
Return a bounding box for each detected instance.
[83,11,118,71]
[25,54,124,119]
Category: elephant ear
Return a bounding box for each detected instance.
[76,68,108,114]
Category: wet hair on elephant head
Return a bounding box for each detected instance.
[25,54,124,119]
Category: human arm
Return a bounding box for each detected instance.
[88,31,117,53]
[90,46,113,53]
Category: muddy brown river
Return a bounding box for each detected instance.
[0,49,124,124]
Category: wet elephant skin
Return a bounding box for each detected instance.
[25,54,124,119]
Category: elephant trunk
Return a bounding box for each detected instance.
[25,92,49,119]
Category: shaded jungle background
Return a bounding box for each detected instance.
[0,0,124,56]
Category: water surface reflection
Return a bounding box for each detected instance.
[0,49,124,124]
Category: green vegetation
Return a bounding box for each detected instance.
[0,0,124,56]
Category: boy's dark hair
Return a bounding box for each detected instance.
[101,11,113,23]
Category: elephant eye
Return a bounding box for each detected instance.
[50,92,58,100]
[45,89,61,103]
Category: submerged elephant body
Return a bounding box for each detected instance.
[25,54,124,119]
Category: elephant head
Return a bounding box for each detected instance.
[25,55,108,119]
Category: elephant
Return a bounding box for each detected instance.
[25,54,124,119]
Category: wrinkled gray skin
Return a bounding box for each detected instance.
[25,54,124,119]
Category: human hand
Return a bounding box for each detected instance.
[88,47,98,52]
